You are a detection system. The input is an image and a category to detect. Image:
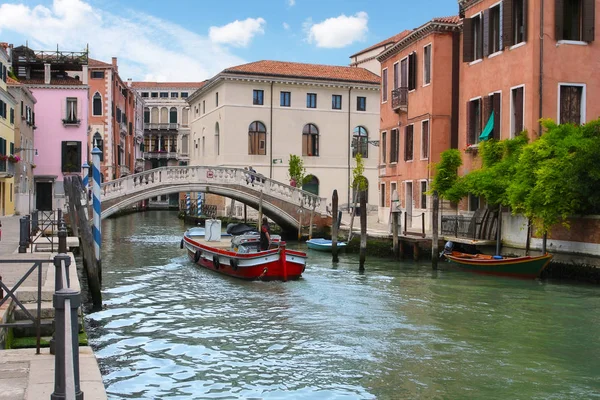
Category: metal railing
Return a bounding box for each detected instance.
[391,87,408,112]
[27,209,63,253]
[181,201,218,218]
[144,123,180,131]
[403,211,426,238]
[441,215,477,238]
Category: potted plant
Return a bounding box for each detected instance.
[288,154,305,188]
[8,155,20,163]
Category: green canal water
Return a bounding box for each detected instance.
[86,211,600,399]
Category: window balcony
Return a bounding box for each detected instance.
[0,161,15,178]
[143,151,178,160]
[391,87,408,113]
[62,118,81,127]
[144,123,179,131]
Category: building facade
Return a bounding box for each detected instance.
[0,43,16,215]
[187,60,381,209]
[11,45,89,212]
[7,77,37,215]
[377,17,462,229]
[350,30,412,75]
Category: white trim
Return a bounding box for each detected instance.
[472,12,483,62]
[418,179,429,210]
[381,67,388,104]
[392,61,399,90]
[422,42,432,87]
[489,0,501,7]
[469,95,482,102]
[469,59,483,66]
[400,56,408,89]
[557,83,586,124]
[509,84,525,138]
[556,40,588,47]
[420,119,430,160]
[404,123,415,162]
[488,50,503,59]
[509,41,527,51]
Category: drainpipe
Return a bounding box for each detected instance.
[538,0,544,135]
[269,81,274,179]
[347,86,353,207]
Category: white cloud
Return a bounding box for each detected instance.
[209,18,266,48]
[305,11,369,48]
[283,22,290,30]
[0,0,246,81]
[288,0,296,6]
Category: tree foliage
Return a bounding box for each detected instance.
[287,154,306,186]
[430,149,466,203]
[352,153,368,191]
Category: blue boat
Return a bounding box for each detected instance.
[306,238,347,252]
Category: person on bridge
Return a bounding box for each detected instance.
[260,217,271,251]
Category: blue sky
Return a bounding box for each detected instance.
[0,0,458,81]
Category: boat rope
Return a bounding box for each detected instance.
[257,267,268,280]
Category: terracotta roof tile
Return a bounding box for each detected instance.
[19,76,85,86]
[432,15,461,24]
[223,60,380,84]
[88,58,112,68]
[350,30,413,58]
[7,77,20,85]
[130,81,207,89]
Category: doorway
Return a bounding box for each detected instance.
[36,182,53,211]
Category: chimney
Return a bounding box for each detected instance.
[44,63,51,84]
[112,57,118,72]
[127,78,132,87]
[82,65,89,85]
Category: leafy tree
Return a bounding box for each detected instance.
[352,153,368,192]
[287,154,305,187]
[430,149,466,203]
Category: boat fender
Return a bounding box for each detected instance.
[230,258,238,271]
[194,250,202,263]
[213,256,220,270]
[493,255,503,259]
[180,239,184,249]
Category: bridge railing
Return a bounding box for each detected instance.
[101,166,327,215]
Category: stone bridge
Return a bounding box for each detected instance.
[100,166,330,231]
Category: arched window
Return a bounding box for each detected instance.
[215,122,220,156]
[151,108,159,124]
[169,107,178,124]
[303,175,320,196]
[93,132,104,161]
[248,121,267,155]
[302,123,319,156]
[160,107,168,123]
[353,126,368,158]
[143,107,150,123]
[92,92,102,116]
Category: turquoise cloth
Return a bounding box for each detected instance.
[479,111,494,141]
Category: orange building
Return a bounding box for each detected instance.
[376,17,462,229]
[458,0,599,211]
[88,57,141,181]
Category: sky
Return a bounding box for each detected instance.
[0,0,458,82]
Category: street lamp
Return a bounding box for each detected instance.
[14,147,38,155]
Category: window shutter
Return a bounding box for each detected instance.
[61,141,68,171]
[523,0,529,42]
[555,0,564,40]
[582,0,595,42]
[463,18,475,62]
[493,93,501,140]
[76,142,82,170]
[408,52,417,90]
[467,101,474,144]
[515,88,524,133]
[483,9,491,56]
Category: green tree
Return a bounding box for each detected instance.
[430,149,466,203]
[287,154,306,187]
[352,153,368,192]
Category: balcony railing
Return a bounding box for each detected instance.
[144,123,179,131]
[143,151,178,160]
[391,87,408,113]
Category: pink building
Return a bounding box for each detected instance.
[11,45,89,211]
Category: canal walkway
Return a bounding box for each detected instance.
[0,215,107,400]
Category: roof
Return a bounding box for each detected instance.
[432,15,461,24]
[350,30,413,58]
[130,81,208,89]
[7,77,20,85]
[222,60,380,85]
[88,58,112,68]
[18,74,85,86]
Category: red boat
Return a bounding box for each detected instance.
[181,229,307,281]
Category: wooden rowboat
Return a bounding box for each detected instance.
[306,238,347,252]
[443,251,553,279]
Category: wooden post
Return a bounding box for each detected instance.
[359,190,367,272]
[432,190,439,270]
[495,207,502,256]
[413,243,420,261]
[525,218,532,255]
[403,211,408,236]
[391,189,399,259]
[347,190,358,242]
[542,232,547,254]
[331,190,339,263]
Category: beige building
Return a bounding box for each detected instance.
[350,31,412,75]
[187,60,381,209]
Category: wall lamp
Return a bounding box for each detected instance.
[14,147,38,156]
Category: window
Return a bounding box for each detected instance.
[469,193,480,211]
[353,126,368,158]
[504,0,528,46]
[151,92,158,98]
[215,122,220,155]
[423,44,431,85]
[216,92,219,107]
[380,183,386,207]
[390,129,399,163]
[511,86,525,136]
[332,95,342,110]
[171,92,179,98]
[559,84,585,125]
[357,96,366,111]
[160,92,168,98]
[141,92,149,98]
[93,92,102,116]
[489,4,502,54]
[202,100,206,114]
[169,107,178,124]
[302,123,319,156]
[91,71,104,79]
[253,89,264,105]
[248,121,267,155]
[181,92,189,98]
[10,108,14,125]
[404,125,414,161]
[0,100,4,119]
[420,181,428,209]
[281,91,291,107]
[400,58,408,89]
[421,120,429,159]
[144,108,150,123]
[381,131,387,164]
[391,182,397,207]
[382,68,388,102]
[463,14,483,62]
[65,98,78,123]
[408,52,417,91]
[556,0,595,42]
[61,141,82,173]
[306,93,317,108]
[467,98,483,145]
[483,92,501,140]
[393,62,399,89]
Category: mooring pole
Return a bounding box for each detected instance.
[91,147,102,283]
[432,191,439,270]
[495,206,502,256]
[331,190,339,263]
[391,189,399,259]
[359,191,367,272]
[257,190,263,231]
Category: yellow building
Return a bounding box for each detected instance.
[0,44,16,215]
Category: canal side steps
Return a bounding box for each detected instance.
[9,298,84,339]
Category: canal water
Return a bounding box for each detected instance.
[86,210,600,399]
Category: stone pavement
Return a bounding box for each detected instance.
[0,215,107,400]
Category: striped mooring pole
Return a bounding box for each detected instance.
[82,161,89,189]
[92,148,102,265]
[197,193,203,217]
[186,193,191,215]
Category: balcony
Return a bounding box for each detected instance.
[143,151,178,160]
[144,123,179,131]
[62,118,81,127]
[391,87,408,113]
[0,161,15,177]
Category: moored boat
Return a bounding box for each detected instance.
[443,251,553,279]
[306,238,347,252]
[181,229,307,281]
